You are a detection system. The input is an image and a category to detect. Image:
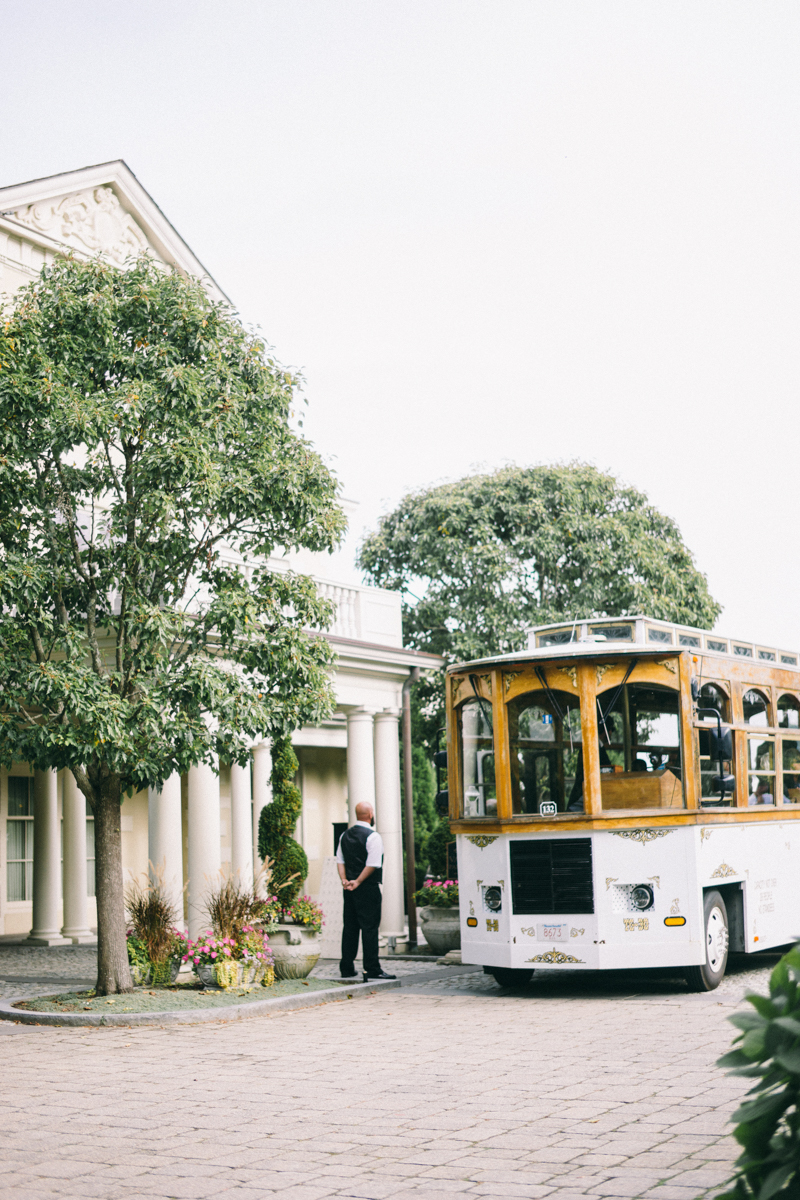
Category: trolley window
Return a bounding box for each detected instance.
[596,681,684,811]
[782,739,800,804]
[743,690,770,726]
[458,698,496,818]
[507,690,581,815]
[778,695,800,728]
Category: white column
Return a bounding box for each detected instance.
[346,709,376,824]
[148,774,184,926]
[374,709,405,935]
[252,740,272,882]
[230,761,254,890]
[61,771,93,943]
[187,760,221,940]
[28,769,68,945]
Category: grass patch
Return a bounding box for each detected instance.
[16,977,342,1014]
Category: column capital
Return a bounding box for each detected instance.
[374,708,401,723]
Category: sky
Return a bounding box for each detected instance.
[3,1,800,648]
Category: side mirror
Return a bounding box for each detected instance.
[710,725,733,761]
[434,750,448,770]
[435,789,449,816]
[712,774,736,796]
[691,678,701,702]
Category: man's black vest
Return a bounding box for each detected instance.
[340,823,382,884]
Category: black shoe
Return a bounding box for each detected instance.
[340,969,357,979]
[363,970,397,981]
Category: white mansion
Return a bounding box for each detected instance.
[0,161,439,945]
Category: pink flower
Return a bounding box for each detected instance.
[211,952,217,960]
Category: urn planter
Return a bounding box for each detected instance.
[418,905,461,955]
[270,924,320,980]
[131,958,181,987]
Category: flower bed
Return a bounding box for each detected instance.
[413,880,459,907]
[184,925,274,989]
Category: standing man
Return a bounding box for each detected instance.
[337,801,397,982]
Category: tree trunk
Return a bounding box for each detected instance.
[93,776,133,994]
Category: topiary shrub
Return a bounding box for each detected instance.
[715,942,800,1200]
[257,737,308,907]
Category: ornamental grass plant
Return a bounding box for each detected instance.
[716,942,800,1200]
[125,871,187,985]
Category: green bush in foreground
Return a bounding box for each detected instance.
[716,943,800,1200]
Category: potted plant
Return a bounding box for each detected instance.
[267,895,325,980]
[184,927,274,990]
[413,880,461,955]
[125,876,188,986]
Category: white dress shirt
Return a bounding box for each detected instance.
[336,820,384,868]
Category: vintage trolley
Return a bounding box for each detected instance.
[448,615,800,990]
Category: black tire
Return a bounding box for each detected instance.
[684,890,729,992]
[485,966,534,988]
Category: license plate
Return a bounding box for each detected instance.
[537,922,569,941]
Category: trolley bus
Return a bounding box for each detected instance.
[447,615,800,990]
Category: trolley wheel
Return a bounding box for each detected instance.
[484,966,534,988]
[684,890,729,992]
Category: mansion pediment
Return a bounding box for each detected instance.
[10,185,159,267]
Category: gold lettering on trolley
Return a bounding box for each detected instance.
[570,927,585,938]
[486,919,499,932]
[520,927,536,937]
[623,918,650,932]
[670,898,681,915]
[469,901,475,917]
[504,671,522,694]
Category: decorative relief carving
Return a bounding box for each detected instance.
[596,664,611,687]
[478,673,492,697]
[605,877,618,890]
[11,186,152,266]
[451,677,463,704]
[504,671,522,694]
[559,666,578,689]
[611,829,674,844]
[526,949,584,964]
[711,862,737,879]
[647,876,660,889]
[466,835,498,849]
[520,927,536,938]
[657,659,677,674]
[700,828,713,843]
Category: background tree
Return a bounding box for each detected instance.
[258,737,307,906]
[359,463,720,749]
[0,255,345,994]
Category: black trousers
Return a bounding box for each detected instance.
[340,883,382,976]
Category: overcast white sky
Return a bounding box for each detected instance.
[4,2,800,648]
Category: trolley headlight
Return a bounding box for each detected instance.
[631,884,654,911]
[484,886,502,913]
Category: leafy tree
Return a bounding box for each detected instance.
[359,463,721,748]
[0,256,345,994]
[258,736,308,906]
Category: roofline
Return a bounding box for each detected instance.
[449,644,681,674]
[0,159,231,305]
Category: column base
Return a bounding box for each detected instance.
[26,933,71,946]
[61,930,97,944]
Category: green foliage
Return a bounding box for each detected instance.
[424,815,452,878]
[358,462,720,665]
[257,737,308,906]
[715,943,800,1200]
[124,876,179,965]
[0,254,344,991]
[283,895,324,934]
[400,743,438,869]
[414,880,458,907]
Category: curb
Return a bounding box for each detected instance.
[0,964,482,1028]
[0,977,403,1028]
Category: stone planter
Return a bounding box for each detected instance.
[418,905,461,955]
[270,924,320,980]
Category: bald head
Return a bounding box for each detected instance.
[355,802,374,824]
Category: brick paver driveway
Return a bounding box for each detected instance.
[0,958,770,1200]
